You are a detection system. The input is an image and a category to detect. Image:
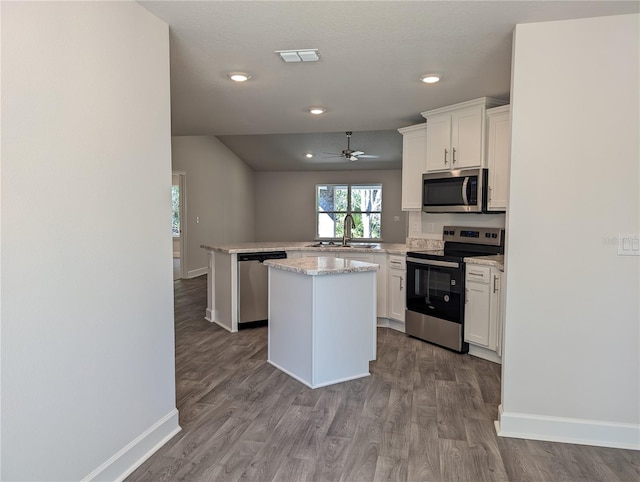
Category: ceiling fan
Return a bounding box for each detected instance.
[324,131,379,162]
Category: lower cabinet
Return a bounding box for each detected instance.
[341,253,387,319]
[295,251,387,318]
[387,255,406,322]
[464,264,503,363]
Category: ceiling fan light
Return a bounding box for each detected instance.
[309,107,326,115]
[421,74,440,84]
[228,72,251,82]
[306,153,313,158]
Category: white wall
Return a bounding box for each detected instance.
[172,136,255,276]
[500,14,639,449]
[254,170,406,243]
[1,2,179,480]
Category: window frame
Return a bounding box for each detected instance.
[315,183,383,242]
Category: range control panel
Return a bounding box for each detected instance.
[443,226,504,246]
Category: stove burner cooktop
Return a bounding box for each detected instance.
[407,226,505,263]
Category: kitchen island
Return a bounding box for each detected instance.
[264,256,378,389]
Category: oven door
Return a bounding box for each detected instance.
[406,257,464,323]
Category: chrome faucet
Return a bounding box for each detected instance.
[342,214,355,246]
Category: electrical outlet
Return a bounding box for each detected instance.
[618,234,639,256]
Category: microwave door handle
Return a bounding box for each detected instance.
[462,177,469,205]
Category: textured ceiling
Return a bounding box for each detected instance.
[140,1,638,171]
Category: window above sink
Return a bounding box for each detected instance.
[315,183,383,243]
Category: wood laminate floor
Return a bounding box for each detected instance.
[127,276,640,482]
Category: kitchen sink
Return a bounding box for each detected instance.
[305,243,377,249]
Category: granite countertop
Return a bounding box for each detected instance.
[264,256,379,276]
[464,255,505,271]
[201,241,409,255]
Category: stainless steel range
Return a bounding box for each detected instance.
[405,226,504,353]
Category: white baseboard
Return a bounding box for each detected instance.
[387,319,405,333]
[496,404,640,451]
[83,409,181,482]
[468,344,502,364]
[205,310,235,333]
[187,267,207,278]
[267,359,370,389]
[376,317,405,333]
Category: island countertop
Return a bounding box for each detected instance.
[201,241,408,255]
[264,256,379,276]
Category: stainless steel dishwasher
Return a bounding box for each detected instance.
[237,251,287,328]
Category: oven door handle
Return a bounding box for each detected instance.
[407,257,460,269]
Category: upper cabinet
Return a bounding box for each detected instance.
[397,124,427,211]
[486,105,511,212]
[421,97,507,173]
[399,97,509,212]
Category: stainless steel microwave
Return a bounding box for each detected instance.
[422,168,488,213]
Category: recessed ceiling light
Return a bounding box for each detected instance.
[421,74,440,84]
[228,72,251,82]
[306,153,314,158]
[309,107,326,115]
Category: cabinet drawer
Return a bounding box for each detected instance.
[466,265,490,283]
[388,255,406,270]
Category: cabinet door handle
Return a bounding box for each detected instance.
[493,275,499,293]
[488,186,492,201]
[468,271,484,277]
[452,147,457,164]
[400,279,403,290]
[444,148,448,164]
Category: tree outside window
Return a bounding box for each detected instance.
[172,185,180,236]
[316,184,382,240]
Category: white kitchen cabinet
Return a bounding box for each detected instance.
[398,124,427,211]
[422,97,507,173]
[340,253,386,319]
[424,114,451,172]
[464,264,503,363]
[304,252,386,319]
[387,255,406,322]
[486,105,511,211]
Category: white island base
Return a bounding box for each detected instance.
[265,257,378,389]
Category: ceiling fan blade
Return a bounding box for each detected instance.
[356,154,379,159]
[349,155,358,161]
[351,151,364,156]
